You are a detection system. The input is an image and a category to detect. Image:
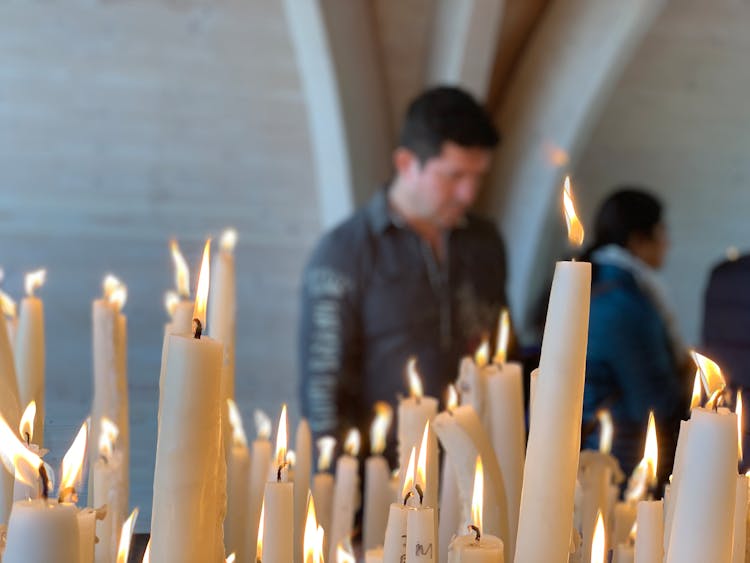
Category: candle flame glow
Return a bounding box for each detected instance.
[446,384,459,412]
[691,350,726,402]
[336,540,356,563]
[286,450,297,468]
[116,508,139,563]
[24,269,46,297]
[343,428,361,457]
[494,309,510,365]
[19,401,36,444]
[416,422,429,498]
[591,511,606,563]
[597,410,613,455]
[275,404,288,471]
[59,420,88,499]
[474,338,490,368]
[303,494,323,563]
[407,357,424,399]
[0,289,16,319]
[737,390,744,463]
[192,239,211,330]
[164,291,180,318]
[257,500,265,561]
[227,399,248,448]
[644,411,658,486]
[370,402,392,456]
[471,455,484,532]
[0,413,43,487]
[690,370,703,410]
[221,228,238,252]
[317,436,336,472]
[254,409,272,440]
[562,176,585,247]
[170,239,190,298]
[226,554,236,563]
[104,275,128,312]
[401,446,417,501]
[99,417,119,461]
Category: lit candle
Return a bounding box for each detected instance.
[303,493,326,562]
[329,428,361,562]
[383,447,416,563]
[398,358,439,508]
[590,511,607,563]
[208,228,237,400]
[89,274,129,523]
[364,402,394,551]
[447,456,504,563]
[0,287,18,349]
[225,399,251,563]
[406,424,437,562]
[456,339,489,425]
[439,385,462,560]
[150,240,225,563]
[261,405,294,563]
[116,508,139,563]
[514,178,590,563]
[13,401,43,502]
[94,417,127,563]
[312,435,336,555]
[248,409,273,560]
[14,269,46,447]
[0,287,20,525]
[169,239,196,331]
[294,418,313,563]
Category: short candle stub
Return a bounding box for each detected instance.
[193,318,203,339]
[469,524,481,542]
[39,464,50,500]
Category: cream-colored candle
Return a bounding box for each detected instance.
[225,399,250,563]
[398,358,439,507]
[634,500,663,563]
[364,403,393,551]
[731,474,748,563]
[150,241,225,563]
[247,409,272,561]
[14,269,46,447]
[407,434,437,563]
[312,436,336,555]
[294,418,312,563]
[4,500,81,563]
[89,275,129,519]
[439,385,461,562]
[447,457,504,563]
[0,290,20,526]
[613,545,634,563]
[261,405,294,563]
[433,405,509,544]
[208,229,237,401]
[329,428,361,562]
[383,447,416,563]
[94,418,126,563]
[78,507,97,563]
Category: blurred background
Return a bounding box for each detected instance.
[1,0,749,529]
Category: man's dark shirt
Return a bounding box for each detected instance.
[299,190,508,451]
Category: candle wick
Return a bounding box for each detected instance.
[277,462,288,483]
[468,524,481,542]
[193,318,203,339]
[38,464,50,500]
[415,483,424,506]
[24,433,30,446]
[403,490,414,506]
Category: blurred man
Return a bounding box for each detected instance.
[299,86,508,452]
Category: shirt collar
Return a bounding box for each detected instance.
[367,189,469,234]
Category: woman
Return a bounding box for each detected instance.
[581,188,690,487]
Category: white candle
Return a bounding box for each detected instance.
[383,447,416,563]
[247,410,272,560]
[293,419,312,562]
[634,500,663,563]
[364,402,393,551]
[225,399,250,563]
[208,229,237,401]
[666,408,737,563]
[312,436,336,555]
[0,293,20,526]
[77,507,96,563]
[613,544,634,563]
[731,475,748,563]
[14,269,46,447]
[433,405,509,544]
[329,428,361,562]
[150,241,225,563]
[407,432,437,563]
[3,500,81,563]
[261,405,294,563]
[613,502,637,547]
[439,452,461,561]
[94,419,127,563]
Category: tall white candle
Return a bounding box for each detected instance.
[383,447,416,563]
[407,430,437,563]
[247,410,272,561]
[151,241,225,563]
[0,291,20,526]
[293,419,312,563]
[329,428,361,562]
[208,229,237,401]
[225,399,250,563]
[14,269,46,447]
[634,500,663,563]
[94,418,126,563]
[364,402,393,551]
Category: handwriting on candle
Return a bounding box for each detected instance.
[415,543,434,558]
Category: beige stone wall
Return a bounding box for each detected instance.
[576,0,750,345]
[0,0,318,528]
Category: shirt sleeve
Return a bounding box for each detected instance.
[298,232,362,442]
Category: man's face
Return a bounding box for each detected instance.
[396,142,493,228]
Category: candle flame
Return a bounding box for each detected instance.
[644,411,658,486]
[99,417,119,461]
[691,351,726,401]
[407,357,424,399]
[275,404,288,470]
[226,554,236,563]
[19,401,36,444]
[629,521,638,543]
[343,428,361,457]
[221,228,238,252]
[597,410,613,455]
[494,309,510,365]
[116,508,139,563]
[24,269,46,297]
[254,409,272,440]
[142,540,151,563]
[317,436,336,472]
[370,402,392,456]
[401,446,417,501]
[257,500,265,561]
[416,422,429,498]
[104,275,128,312]
[103,274,121,299]
[690,370,703,410]
[60,420,88,499]
[227,399,248,448]
[446,384,459,412]
[471,455,484,532]
[316,526,325,561]
[591,511,606,563]
[192,239,211,330]
[562,176,585,247]
[0,413,43,487]
[170,239,190,298]
[286,450,297,468]
[164,291,180,318]
[738,390,744,463]
[0,289,16,319]
[336,540,356,563]
[474,337,490,368]
[625,411,659,502]
[304,494,322,563]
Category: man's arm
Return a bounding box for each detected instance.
[298,233,362,442]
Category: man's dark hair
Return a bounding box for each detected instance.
[399,86,500,164]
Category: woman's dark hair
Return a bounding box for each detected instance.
[399,86,500,164]
[582,188,663,259]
